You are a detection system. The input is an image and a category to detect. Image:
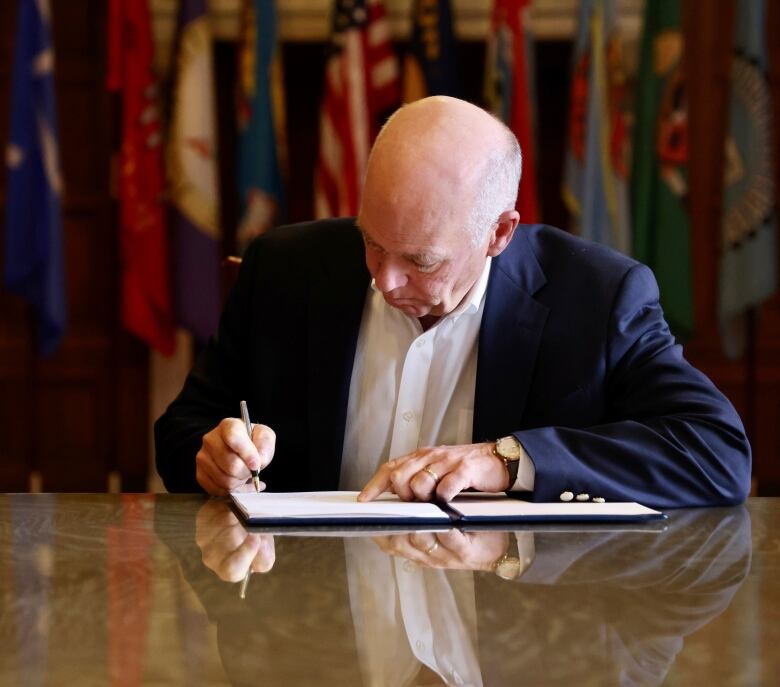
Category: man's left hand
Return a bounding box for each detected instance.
[358,442,508,502]
[372,530,509,571]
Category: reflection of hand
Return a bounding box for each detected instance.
[372,530,510,572]
[196,419,276,495]
[195,500,276,582]
[358,443,508,503]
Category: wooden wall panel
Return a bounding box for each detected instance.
[0,337,31,491]
[755,0,780,492]
[0,0,149,492]
[63,209,116,328]
[38,382,103,491]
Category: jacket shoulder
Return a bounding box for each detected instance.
[515,224,644,300]
[525,224,638,274]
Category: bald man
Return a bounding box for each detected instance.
[155,96,750,509]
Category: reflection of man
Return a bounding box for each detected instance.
[159,501,750,687]
[155,95,750,508]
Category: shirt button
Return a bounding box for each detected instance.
[402,410,414,422]
[416,338,425,348]
[415,640,425,652]
[560,491,574,502]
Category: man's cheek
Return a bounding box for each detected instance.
[425,275,449,302]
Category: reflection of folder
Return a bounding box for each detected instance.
[230,491,665,526]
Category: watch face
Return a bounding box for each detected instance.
[495,557,523,581]
[496,436,522,461]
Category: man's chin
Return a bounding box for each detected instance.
[384,297,431,318]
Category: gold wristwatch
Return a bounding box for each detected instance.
[493,552,525,580]
[493,435,523,488]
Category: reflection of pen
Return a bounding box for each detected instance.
[240,400,262,493]
[239,569,252,599]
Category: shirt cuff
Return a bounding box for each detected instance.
[507,440,535,492]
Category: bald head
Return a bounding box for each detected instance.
[356,97,522,321]
[361,96,521,245]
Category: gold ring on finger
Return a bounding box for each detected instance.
[422,466,440,483]
[424,541,439,555]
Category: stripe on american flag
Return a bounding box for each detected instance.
[314,0,399,219]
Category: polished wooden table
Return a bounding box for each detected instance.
[0,495,777,686]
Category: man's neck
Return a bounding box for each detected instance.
[418,314,440,331]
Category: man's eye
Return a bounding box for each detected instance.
[415,261,440,273]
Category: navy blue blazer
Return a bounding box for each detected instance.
[154,219,751,507]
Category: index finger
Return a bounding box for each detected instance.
[249,534,276,573]
[221,418,262,471]
[357,460,395,502]
[251,423,276,470]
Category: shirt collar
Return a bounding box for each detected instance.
[450,256,492,323]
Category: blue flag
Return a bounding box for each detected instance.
[719,0,777,358]
[403,0,459,101]
[236,0,286,251]
[4,0,65,356]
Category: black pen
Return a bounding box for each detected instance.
[240,400,262,493]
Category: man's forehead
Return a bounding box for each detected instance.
[373,211,477,261]
[357,219,464,261]
[359,183,473,244]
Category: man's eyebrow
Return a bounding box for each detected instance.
[357,224,378,245]
[403,251,443,264]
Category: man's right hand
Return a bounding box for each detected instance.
[196,418,276,495]
[196,500,276,581]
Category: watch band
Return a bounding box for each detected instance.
[504,454,520,487]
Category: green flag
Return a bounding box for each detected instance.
[631,0,693,339]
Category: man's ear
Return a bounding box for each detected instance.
[486,210,520,257]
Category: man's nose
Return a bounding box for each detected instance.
[373,255,407,293]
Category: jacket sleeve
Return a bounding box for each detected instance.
[515,264,752,508]
[153,241,259,493]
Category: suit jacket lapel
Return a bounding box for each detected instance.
[474,230,549,442]
[306,236,369,489]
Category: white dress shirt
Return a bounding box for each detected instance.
[344,538,483,687]
[340,258,535,492]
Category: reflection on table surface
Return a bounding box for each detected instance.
[0,495,778,686]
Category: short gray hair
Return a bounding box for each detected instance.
[466,126,522,246]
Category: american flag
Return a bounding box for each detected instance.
[314,0,400,219]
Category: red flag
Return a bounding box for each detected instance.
[485,0,540,223]
[314,0,400,219]
[107,0,175,355]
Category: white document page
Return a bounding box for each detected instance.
[448,494,663,520]
[230,490,451,523]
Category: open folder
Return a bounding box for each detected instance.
[230,491,665,526]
